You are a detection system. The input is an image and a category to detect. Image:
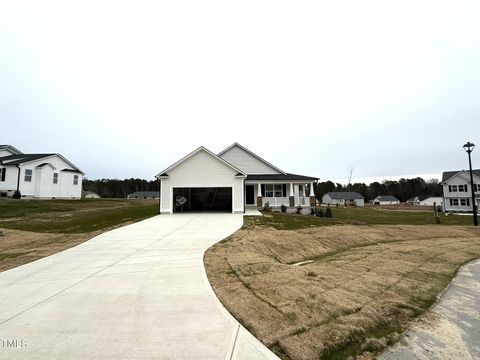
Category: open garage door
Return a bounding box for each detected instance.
[173,187,232,213]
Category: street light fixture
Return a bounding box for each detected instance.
[463,142,478,226]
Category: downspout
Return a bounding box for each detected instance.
[15,165,21,191]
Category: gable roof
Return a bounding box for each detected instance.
[217,142,286,175]
[324,192,364,200]
[155,146,247,178]
[0,153,85,175]
[442,169,480,183]
[374,195,399,202]
[0,145,23,155]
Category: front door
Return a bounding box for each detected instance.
[246,185,255,205]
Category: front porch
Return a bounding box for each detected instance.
[244,181,316,208]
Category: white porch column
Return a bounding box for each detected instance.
[289,183,295,207]
[309,182,316,206]
[257,183,262,207]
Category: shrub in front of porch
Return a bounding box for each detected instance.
[280,204,287,213]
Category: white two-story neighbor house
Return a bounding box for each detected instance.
[442,169,480,213]
[0,145,84,199]
[155,143,318,214]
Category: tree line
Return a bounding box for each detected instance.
[83,178,159,198]
[314,177,442,203]
[83,176,442,202]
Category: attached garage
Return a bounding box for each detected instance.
[156,147,246,214]
[173,187,232,213]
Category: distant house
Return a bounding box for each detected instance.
[442,169,480,213]
[127,191,159,199]
[0,145,84,199]
[322,192,365,207]
[372,195,400,205]
[83,191,100,199]
[407,195,443,207]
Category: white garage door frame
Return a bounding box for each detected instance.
[168,185,235,214]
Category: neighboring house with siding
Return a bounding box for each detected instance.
[0,145,84,199]
[372,195,400,205]
[407,195,443,207]
[442,169,480,213]
[155,143,318,214]
[322,192,365,207]
[127,191,159,199]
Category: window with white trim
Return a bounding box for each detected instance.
[73,175,79,185]
[53,173,58,184]
[460,198,470,206]
[449,185,458,192]
[0,168,5,182]
[262,184,285,197]
[458,184,468,192]
[24,169,32,182]
[450,199,459,206]
[475,184,480,192]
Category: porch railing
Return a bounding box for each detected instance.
[262,197,289,207]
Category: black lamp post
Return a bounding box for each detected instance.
[463,142,478,226]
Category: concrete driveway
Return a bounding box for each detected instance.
[0,214,278,360]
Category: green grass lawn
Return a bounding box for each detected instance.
[0,198,158,233]
[248,206,474,230]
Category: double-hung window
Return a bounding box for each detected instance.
[450,199,459,206]
[53,173,58,184]
[262,184,285,197]
[458,184,467,192]
[73,175,79,185]
[460,199,470,206]
[0,168,5,182]
[449,185,458,192]
[24,169,32,182]
[475,184,480,192]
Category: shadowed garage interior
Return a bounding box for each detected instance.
[173,187,232,212]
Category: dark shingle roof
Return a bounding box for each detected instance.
[128,191,159,198]
[442,169,480,182]
[375,195,399,202]
[324,192,364,200]
[0,154,55,165]
[246,173,318,181]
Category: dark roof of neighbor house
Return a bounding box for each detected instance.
[0,154,55,165]
[0,153,85,175]
[128,191,159,198]
[324,192,364,200]
[246,173,318,181]
[442,169,480,182]
[375,195,399,202]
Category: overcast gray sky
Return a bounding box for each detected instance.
[1,1,479,184]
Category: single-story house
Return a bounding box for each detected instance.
[83,191,101,199]
[155,143,318,214]
[406,195,443,207]
[0,145,84,199]
[127,191,159,199]
[372,195,400,205]
[322,192,365,207]
[442,169,480,213]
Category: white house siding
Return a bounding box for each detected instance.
[322,194,364,207]
[418,197,443,207]
[443,172,479,212]
[160,150,244,214]
[219,146,280,174]
[0,149,15,157]
[0,155,82,199]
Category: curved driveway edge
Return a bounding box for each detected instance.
[0,213,279,360]
[381,258,480,360]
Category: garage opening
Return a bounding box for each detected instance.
[173,187,232,213]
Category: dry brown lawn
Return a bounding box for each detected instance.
[0,228,97,272]
[204,223,480,360]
